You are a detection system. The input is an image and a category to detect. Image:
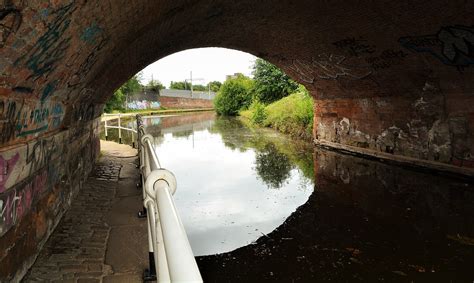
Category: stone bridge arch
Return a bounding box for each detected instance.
[0,0,473,280]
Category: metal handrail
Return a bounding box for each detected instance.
[136,114,203,282]
[102,113,137,145]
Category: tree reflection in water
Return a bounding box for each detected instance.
[254,143,294,189]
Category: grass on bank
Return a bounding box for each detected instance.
[240,87,314,141]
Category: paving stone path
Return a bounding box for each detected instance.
[23,141,148,283]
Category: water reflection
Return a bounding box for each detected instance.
[255,144,293,189]
[140,112,314,256]
[197,146,474,282]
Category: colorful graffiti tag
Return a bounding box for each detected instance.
[0,153,19,193]
[0,170,47,236]
[0,99,65,144]
[127,100,161,110]
[14,3,77,81]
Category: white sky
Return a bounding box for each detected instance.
[139,48,257,87]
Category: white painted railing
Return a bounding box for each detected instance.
[102,113,137,145]
[136,114,203,283]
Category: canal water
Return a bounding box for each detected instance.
[102,112,474,282]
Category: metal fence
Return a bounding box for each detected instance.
[136,114,203,282]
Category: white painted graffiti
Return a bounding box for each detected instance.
[288,54,372,84]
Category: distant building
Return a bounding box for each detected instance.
[226,73,244,80]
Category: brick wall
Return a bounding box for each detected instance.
[0,118,100,281]
[313,93,474,168]
[0,0,473,280]
[159,96,213,109]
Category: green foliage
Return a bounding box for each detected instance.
[249,100,267,125]
[147,79,165,92]
[241,85,314,140]
[214,74,254,116]
[207,81,222,92]
[170,81,188,90]
[192,84,206,91]
[121,74,143,94]
[252,58,299,104]
[104,74,144,113]
[104,88,125,113]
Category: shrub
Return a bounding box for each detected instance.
[250,101,267,125]
[240,85,314,140]
[214,74,253,116]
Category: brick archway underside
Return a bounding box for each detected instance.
[0,0,473,280]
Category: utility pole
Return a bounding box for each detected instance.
[208,83,211,99]
[185,71,205,99]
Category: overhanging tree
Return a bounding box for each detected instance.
[252,58,299,104]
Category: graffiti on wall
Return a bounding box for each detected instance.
[0,169,48,236]
[127,100,161,110]
[26,136,58,175]
[80,22,103,44]
[288,54,372,84]
[399,25,474,67]
[333,36,409,71]
[67,23,109,89]
[14,2,76,81]
[0,117,101,236]
[365,49,409,70]
[71,102,96,123]
[333,37,376,57]
[0,99,65,144]
[0,99,20,144]
[0,0,22,48]
[0,153,19,193]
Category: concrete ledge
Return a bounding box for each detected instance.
[314,140,474,180]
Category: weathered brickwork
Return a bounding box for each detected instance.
[0,0,473,280]
[313,93,474,167]
[0,118,100,281]
[160,96,213,109]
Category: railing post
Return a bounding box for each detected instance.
[104,118,108,141]
[143,198,157,281]
[137,115,148,218]
[132,131,135,148]
[118,113,122,144]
